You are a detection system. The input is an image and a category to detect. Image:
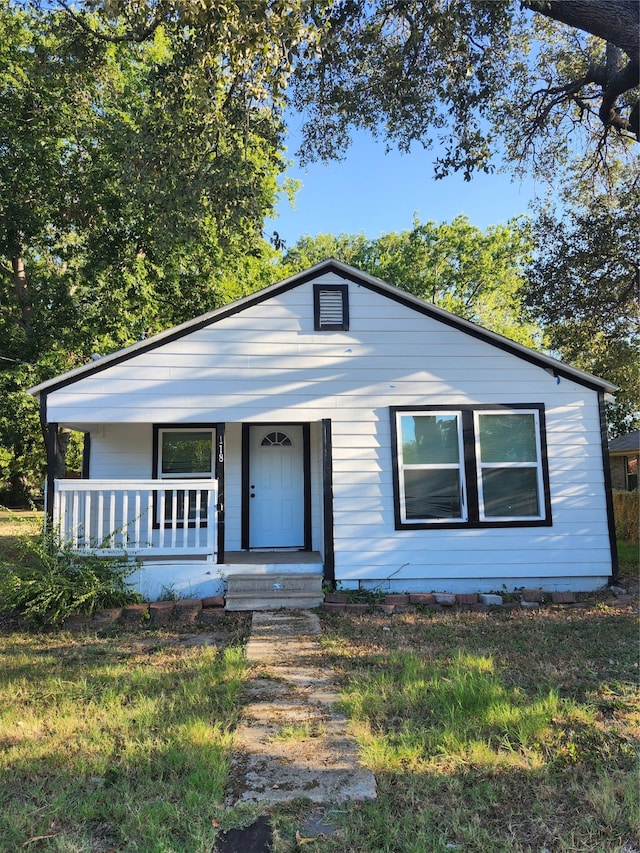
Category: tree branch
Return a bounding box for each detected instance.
[598,55,640,138]
[57,0,163,44]
[524,1,640,140]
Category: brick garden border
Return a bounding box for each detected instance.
[320,588,632,614]
[58,586,633,630]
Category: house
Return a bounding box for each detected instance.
[608,430,639,491]
[28,259,619,605]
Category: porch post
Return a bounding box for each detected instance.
[82,433,91,478]
[44,419,58,527]
[216,423,225,563]
[599,391,619,583]
[321,418,335,586]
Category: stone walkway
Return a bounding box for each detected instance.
[226,610,377,806]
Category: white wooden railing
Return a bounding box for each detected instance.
[52,479,218,559]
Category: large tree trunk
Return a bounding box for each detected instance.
[11,254,33,335]
[525,1,639,62]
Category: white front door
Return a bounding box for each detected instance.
[249,425,305,548]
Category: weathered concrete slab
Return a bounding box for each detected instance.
[227,610,377,806]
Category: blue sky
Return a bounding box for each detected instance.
[269,127,541,247]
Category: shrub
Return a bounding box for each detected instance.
[0,532,142,626]
[612,490,639,543]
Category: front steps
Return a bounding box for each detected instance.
[225,572,324,611]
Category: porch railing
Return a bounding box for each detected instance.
[52,479,218,559]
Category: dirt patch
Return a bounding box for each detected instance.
[213,815,273,853]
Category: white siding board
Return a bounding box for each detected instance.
[223,424,243,551]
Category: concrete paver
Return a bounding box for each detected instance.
[227,610,377,806]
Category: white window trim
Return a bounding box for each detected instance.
[157,428,216,479]
[474,409,545,522]
[396,410,468,524]
[391,404,551,529]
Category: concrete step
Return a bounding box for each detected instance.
[225,573,324,611]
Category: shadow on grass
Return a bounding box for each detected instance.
[0,630,249,852]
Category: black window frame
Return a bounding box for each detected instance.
[313,284,349,331]
[151,423,219,529]
[390,404,553,530]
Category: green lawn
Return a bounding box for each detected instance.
[0,624,251,852]
[1,509,637,851]
[315,595,638,852]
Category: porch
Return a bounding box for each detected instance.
[51,479,325,603]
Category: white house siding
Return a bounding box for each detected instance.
[87,424,152,478]
[45,271,613,591]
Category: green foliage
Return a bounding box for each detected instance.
[0,366,43,505]
[291,1,639,182]
[617,539,640,568]
[524,169,640,433]
[0,534,142,625]
[281,216,540,345]
[10,0,636,187]
[0,1,287,495]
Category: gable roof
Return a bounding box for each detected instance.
[609,430,640,454]
[28,259,617,397]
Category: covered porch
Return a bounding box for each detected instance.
[50,477,326,602]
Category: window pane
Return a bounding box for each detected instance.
[401,415,460,464]
[164,490,208,522]
[162,432,212,475]
[481,468,540,518]
[478,414,537,463]
[403,469,462,519]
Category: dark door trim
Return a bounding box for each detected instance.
[241,423,311,551]
[321,418,335,585]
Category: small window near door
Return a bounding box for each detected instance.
[154,427,215,526]
[160,430,214,477]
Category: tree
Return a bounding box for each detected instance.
[523,168,640,435]
[0,2,285,501]
[291,1,639,182]
[18,1,637,184]
[280,216,540,346]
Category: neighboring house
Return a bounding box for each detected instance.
[609,430,639,491]
[28,260,619,602]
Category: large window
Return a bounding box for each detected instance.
[391,406,551,529]
[154,427,216,525]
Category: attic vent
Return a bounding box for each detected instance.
[314,284,349,331]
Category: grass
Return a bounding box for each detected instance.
[1,509,638,851]
[618,538,640,567]
[0,508,42,562]
[0,627,251,852]
[307,557,639,853]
